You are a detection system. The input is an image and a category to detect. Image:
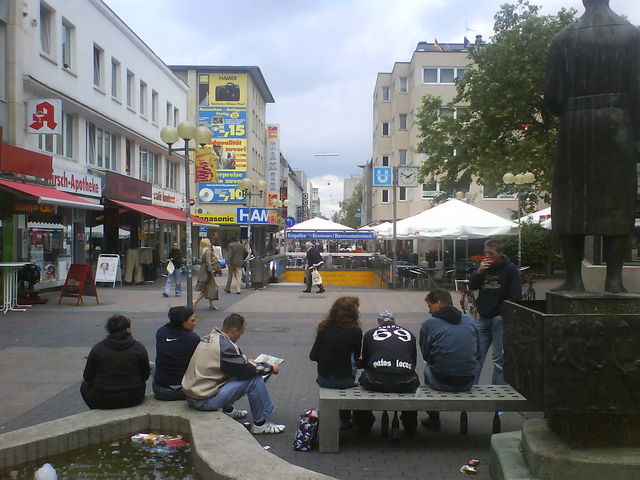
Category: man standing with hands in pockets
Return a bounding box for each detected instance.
[469,239,521,385]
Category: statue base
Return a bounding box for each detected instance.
[490,419,640,480]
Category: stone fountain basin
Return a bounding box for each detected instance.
[0,397,334,480]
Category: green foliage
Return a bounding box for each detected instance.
[415,0,576,200]
[495,222,553,268]
[335,183,363,228]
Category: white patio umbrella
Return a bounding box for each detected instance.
[395,199,517,238]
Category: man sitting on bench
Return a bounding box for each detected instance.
[358,311,420,436]
[419,289,481,431]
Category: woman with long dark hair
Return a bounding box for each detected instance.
[310,296,363,429]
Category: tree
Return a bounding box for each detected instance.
[415,0,576,202]
[335,183,363,228]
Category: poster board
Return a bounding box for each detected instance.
[95,254,121,287]
[58,264,99,306]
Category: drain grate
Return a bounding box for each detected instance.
[248,326,290,333]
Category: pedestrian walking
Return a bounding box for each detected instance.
[193,238,222,311]
[224,237,247,294]
[162,241,183,297]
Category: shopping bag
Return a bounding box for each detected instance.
[293,408,319,451]
[166,260,175,275]
[311,268,322,285]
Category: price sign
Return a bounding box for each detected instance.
[199,107,247,139]
[198,185,246,204]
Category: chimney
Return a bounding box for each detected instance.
[475,35,483,45]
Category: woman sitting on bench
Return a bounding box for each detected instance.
[310,296,365,430]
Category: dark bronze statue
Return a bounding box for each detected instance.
[544,0,640,293]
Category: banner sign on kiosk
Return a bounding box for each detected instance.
[58,264,99,306]
[95,254,122,288]
[286,231,375,240]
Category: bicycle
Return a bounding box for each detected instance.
[448,267,478,320]
[519,266,541,301]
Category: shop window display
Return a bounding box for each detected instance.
[25,224,72,285]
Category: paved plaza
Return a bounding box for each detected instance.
[0,272,557,480]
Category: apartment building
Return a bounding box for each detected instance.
[370,39,518,226]
[1,0,190,286]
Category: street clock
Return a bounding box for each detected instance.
[397,166,419,187]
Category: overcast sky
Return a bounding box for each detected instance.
[104,0,640,217]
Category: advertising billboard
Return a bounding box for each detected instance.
[197,73,249,204]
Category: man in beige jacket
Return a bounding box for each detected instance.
[224,238,248,294]
[182,313,285,434]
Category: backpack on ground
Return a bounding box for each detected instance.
[292,408,319,451]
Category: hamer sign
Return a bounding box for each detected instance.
[27,99,62,135]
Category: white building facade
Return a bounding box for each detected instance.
[2,0,189,286]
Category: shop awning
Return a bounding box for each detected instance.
[0,179,103,210]
[110,200,217,227]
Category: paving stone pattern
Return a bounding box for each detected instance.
[0,273,555,479]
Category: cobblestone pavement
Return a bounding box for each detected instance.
[0,273,556,479]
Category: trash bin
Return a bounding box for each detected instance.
[249,256,268,289]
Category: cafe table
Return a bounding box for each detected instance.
[0,262,31,313]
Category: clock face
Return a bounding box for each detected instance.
[397,167,418,187]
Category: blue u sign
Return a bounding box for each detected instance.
[373,167,393,186]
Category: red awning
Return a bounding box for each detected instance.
[110,200,217,227]
[0,178,103,210]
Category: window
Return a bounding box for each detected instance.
[440,107,454,120]
[93,44,104,88]
[166,102,173,125]
[399,149,407,165]
[0,24,6,102]
[111,58,120,98]
[422,182,439,198]
[381,189,390,203]
[165,159,178,189]
[382,155,389,166]
[382,122,389,136]
[151,90,158,123]
[87,123,117,170]
[440,68,455,83]
[173,107,179,126]
[399,76,408,93]
[139,148,158,183]
[139,81,147,116]
[39,112,73,158]
[40,4,53,55]
[126,70,134,109]
[381,86,390,102]
[423,67,469,84]
[61,19,74,69]
[399,187,407,201]
[125,139,132,175]
[198,74,209,106]
[399,114,407,130]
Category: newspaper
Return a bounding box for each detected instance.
[254,354,284,366]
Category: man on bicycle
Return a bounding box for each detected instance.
[469,239,521,385]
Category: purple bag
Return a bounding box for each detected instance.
[292,408,319,451]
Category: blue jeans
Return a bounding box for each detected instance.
[164,269,182,296]
[186,376,275,423]
[424,364,474,392]
[475,315,505,385]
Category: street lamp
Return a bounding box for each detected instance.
[503,171,536,267]
[238,177,267,288]
[160,121,212,307]
[273,198,291,254]
[455,190,478,203]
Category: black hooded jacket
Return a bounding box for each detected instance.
[83,331,150,394]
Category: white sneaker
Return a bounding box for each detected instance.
[224,408,248,420]
[251,421,285,434]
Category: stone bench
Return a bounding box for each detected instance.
[318,385,533,453]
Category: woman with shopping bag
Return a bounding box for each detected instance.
[302,241,325,293]
[193,238,222,310]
